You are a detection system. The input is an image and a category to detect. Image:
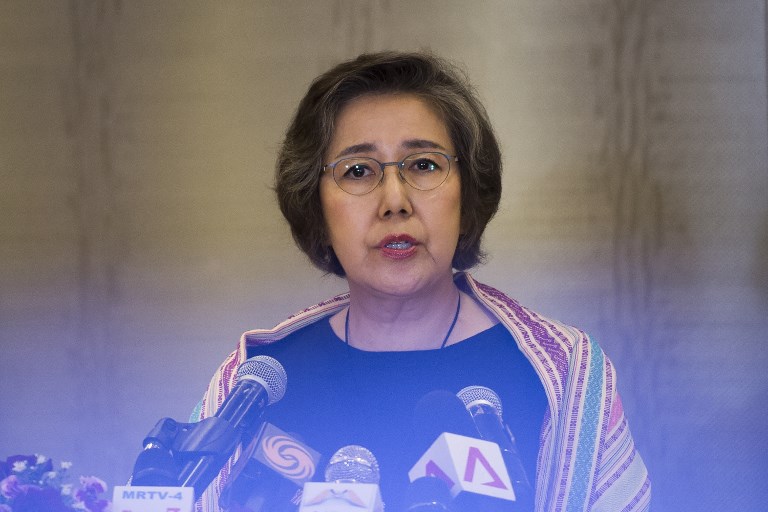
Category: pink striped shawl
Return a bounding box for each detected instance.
[192,273,650,511]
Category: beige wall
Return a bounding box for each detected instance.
[1,1,766,510]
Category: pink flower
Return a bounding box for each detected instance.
[0,475,23,499]
[0,455,111,512]
[78,476,107,495]
[74,476,109,512]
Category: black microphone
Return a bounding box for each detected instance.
[406,390,476,512]
[176,355,287,498]
[409,389,516,512]
[404,476,452,511]
[130,417,184,486]
[411,389,480,454]
[456,386,533,511]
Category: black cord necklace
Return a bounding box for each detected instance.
[344,293,462,350]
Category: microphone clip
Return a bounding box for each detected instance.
[131,415,245,491]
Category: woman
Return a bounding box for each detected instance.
[193,52,650,511]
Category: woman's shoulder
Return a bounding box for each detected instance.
[240,291,350,348]
[245,316,343,361]
[459,272,609,393]
[460,273,590,349]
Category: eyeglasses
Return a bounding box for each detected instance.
[322,152,458,196]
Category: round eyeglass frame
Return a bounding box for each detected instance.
[322,151,458,196]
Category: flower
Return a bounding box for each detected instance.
[6,457,34,474]
[77,477,106,496]
[0,455,110,512]
[73,477,109,512]
[0,476,22,500]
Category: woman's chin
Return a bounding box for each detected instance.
[348,268,453,299]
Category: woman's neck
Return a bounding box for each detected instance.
[349,293,460,351]
[329,282,499,351]
[331,275,478,351]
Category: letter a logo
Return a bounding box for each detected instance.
[463,447,508,489]
[425,459,455,488]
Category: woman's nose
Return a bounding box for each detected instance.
[378,166,413,218]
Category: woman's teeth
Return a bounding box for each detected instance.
[386,241,412,249]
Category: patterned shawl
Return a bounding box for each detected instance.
[192,273,650,511]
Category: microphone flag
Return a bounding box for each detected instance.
[408,432,516,502]
[299,482,383,512]
[250,422,321,485]
[220,422,321,510]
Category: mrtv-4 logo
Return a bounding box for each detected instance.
[112,485,194,512]
[408,432,516,501]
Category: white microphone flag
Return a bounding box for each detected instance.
[408,432,516,502]
[299,481,383,512]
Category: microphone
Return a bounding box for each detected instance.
[456,386,533,510]
[300,445,384,512]
[176,355,287,497]
[412,389,480,452]
[404,476,452,511]
[219,422,321,512]
[130,417,183,486]
[408,390,516,511]
[324,445,381,484]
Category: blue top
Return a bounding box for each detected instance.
[246,318,547,509]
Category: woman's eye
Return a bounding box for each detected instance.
[342,163,375,179]
[410,158,440,173]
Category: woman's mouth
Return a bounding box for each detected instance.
[379,235,418,259]
[385,240,413,250]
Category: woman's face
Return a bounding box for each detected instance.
[320,93,462,299]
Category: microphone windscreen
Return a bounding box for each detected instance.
[412,389,479,453]
[324,445,381,484]
[456,385,503,416]
[236,355,288,405]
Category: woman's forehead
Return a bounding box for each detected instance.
[326,94,452,160]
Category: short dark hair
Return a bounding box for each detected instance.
[275,51,502,276]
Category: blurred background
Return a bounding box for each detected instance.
[1,1,766,510]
